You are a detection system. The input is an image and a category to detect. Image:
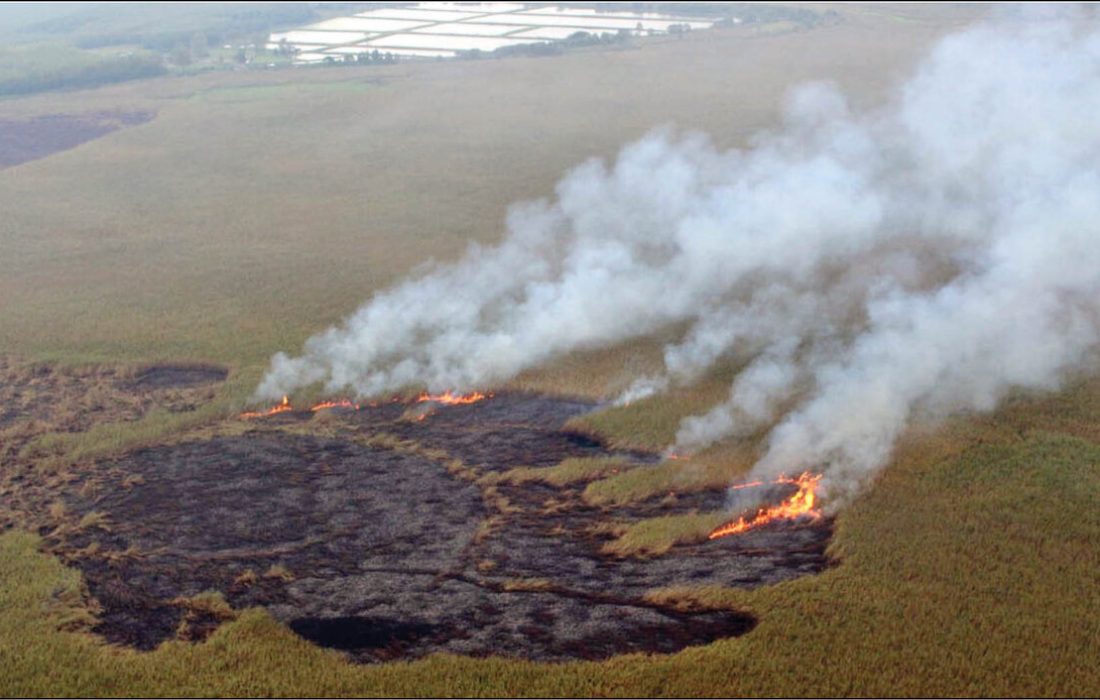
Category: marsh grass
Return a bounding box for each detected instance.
[582,444,753,506]
[600,511,730,558]
[564,376,735,451]
[484,456,633,488]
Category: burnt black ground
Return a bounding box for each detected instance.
[51,393,831,662]
[129,364,228,389]
[0,111,154,169]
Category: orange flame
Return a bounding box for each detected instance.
[708,472,823,540]
[415,390,490,405]
[310,399,360,412]
[241,391,490,420]
[240,395,292,419]
[729,480,765,490]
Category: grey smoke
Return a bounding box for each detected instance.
[259,11,1100,500]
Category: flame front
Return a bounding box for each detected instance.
[240,391,489,421]
[416,390,489,405]
[240,395,292,419]
[708,472,823,540]
[310,399,360,412]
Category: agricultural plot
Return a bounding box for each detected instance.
[267,3,716,62]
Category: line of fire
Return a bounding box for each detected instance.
[239,391,824,539]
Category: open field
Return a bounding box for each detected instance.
[0,4,974,370]
[4,3,1099,697]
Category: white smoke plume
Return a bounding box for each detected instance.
[259,10,1100,498]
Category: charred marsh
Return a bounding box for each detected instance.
[5,376,831,663]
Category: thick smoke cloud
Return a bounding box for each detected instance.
[259,11,1100,499]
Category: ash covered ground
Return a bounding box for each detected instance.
[2,362,831,663]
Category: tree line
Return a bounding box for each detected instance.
[0,51,165,96]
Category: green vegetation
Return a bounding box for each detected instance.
[14,3,316,53]
[0,3,324,95]
[614,3,828,26]
[489,29,635,60]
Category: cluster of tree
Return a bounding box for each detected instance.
[0,51,165,96]
[30,4,317,54]
[590,2,829,28]
[320,50,398,66]
[488,42,564,59]
[168,32,210,67]
[486,29,633,61]
[562,29,635,48]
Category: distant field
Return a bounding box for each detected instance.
[6,4,1097,698]
[0,5,970,371]
[267,2,725,62]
